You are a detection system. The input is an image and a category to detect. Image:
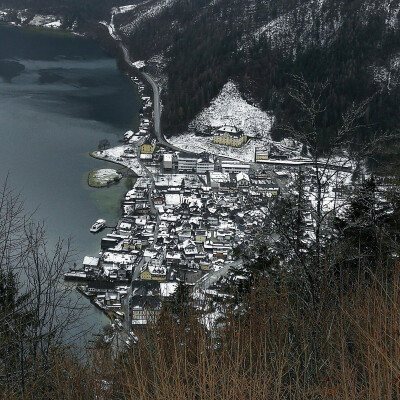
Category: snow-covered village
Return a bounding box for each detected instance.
[4,0,400,397]
[64,71,356,342]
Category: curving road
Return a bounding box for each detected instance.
[118,42,172,147]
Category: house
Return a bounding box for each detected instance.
[140,259,167,281]
[236,172,250,187]
[264,184,280,196]
[181,239,198,256]
[200,260,211,271]
[166,251,182,266]
[220,181,237,193]
[213,126,247,147]
[140,153,153,162]
[104,292,121,307]
[131,295,161,325]
[177,228,192,243]
[101,237,120,250]
[153,193,164,205]
[82,256,99,270]
[134,202,151,215]
[209,172,230,189]
[195,229,207,243]
[256,183,280,196]
[140,138,156,154]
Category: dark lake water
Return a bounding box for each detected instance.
[0,25,141,341]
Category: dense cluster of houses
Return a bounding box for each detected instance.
[77,146,283,327]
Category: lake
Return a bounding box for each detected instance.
[0,25,141,342]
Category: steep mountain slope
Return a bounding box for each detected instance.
[105,0,400,146]
[1,0,400,149]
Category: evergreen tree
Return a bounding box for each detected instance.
[334,176,396,275]
[0,269,34,393]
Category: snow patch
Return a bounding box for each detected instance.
[191,80,273,138]
[120,0,179,35]
[92,169,122,185]
[29,14,62,28]
[169,81,273,162]
[370,52,400,90]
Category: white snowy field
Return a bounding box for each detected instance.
[168,81,273,162]
[91,169,122,185]
[92,145,145,177]
[119,0,179,35]
[29,15,62,28]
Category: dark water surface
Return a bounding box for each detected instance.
[0,25,141,340]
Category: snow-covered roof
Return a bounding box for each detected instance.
[221,162,250,169]
[217,125,238,134]
[160,282,178,297]
[147,265,166,275]
[236,172,250,182]
[164,154,173,161]
[103,252,135,265]
[144,249,159,259]
[83,256,99,267]
[209,172,230,183]
[119,222,132,231]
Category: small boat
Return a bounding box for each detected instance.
[90,219,106,233]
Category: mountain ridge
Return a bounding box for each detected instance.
[2,0,400,152]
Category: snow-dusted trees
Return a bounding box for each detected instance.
[233,76,398,302]
[333,176,400,276]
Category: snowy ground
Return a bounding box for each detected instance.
[92,145,145,177]
[91,169,121,186]
[168,81,273,162]
[190,81,273,137]
[370,52,400,90]
[29,15,62,28]
[119,0,179,35]
[0,10,62,27]
[170,133,259,162]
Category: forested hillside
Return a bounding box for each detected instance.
[114,0,400,145]
[2,0,400,148]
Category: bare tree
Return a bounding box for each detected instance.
[0,178,88,394]
[237,76,397,302]
[98,139,110,151]
[282,76,395,275]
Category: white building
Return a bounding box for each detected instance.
[163,153,173,169]
[221,162,250,174]
[236,172,250,187]
[178,153,198,172]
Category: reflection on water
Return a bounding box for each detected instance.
[0,25,141,343]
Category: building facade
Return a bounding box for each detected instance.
[178,153,198,172]
[221,162,251,174]
[213,126,247,147]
